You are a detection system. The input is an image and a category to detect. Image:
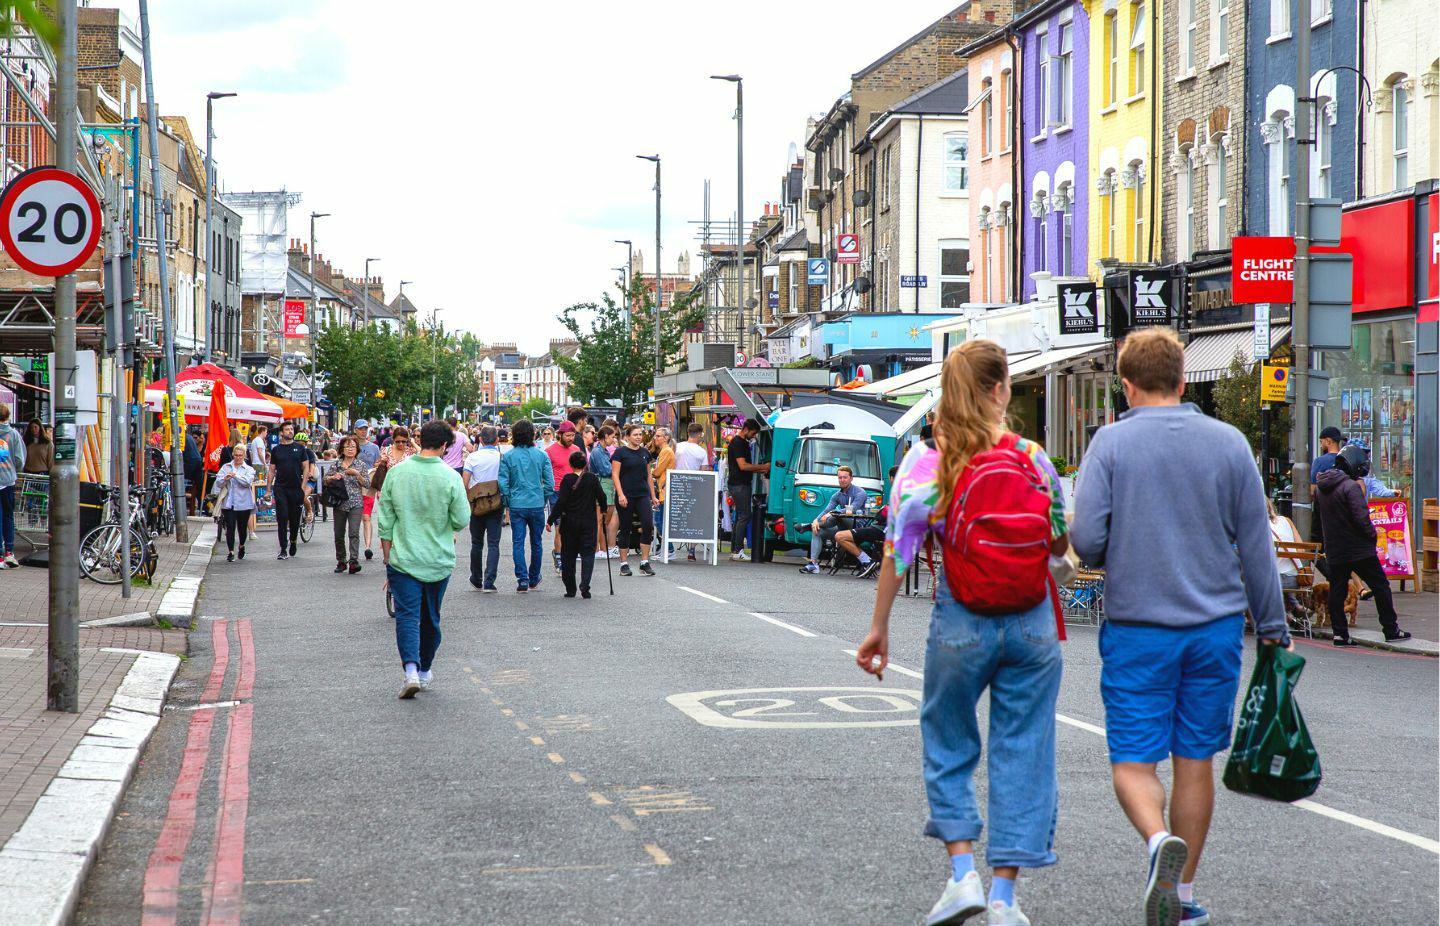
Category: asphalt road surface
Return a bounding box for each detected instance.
[76,527,1439,925]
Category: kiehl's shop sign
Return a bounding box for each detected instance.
[1057,281,1100,335]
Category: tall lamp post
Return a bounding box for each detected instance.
[398,279,414,321]
[362,256,381,326]
[711,75,744,354]
[202,91,236,363]
[614,238,633,331]
[308,212,329,417]
[636,154,662,375]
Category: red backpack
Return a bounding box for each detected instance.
[939,432,1055,616]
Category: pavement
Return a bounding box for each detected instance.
[69,527,1439,925]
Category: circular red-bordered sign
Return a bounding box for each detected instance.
[0,166,103,277]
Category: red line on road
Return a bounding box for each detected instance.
[141,620,230,926]
[201,619,256,926]
[1292,636,1433,660]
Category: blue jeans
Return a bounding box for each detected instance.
[509,507,545,588]
[469,511,502,588]
[921,578,1063,869]
[0,484,14,554]
[387,565,448,671]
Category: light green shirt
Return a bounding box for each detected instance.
[376,454,470,583]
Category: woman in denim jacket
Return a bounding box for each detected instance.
[857,339,1069,926]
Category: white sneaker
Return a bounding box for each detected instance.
[2,552,17,568]
[986,901,1031,926]
[730,551,751,562]
[418,670,433,691]
[399,668,421,699]
[595,549,609,559]
[924,871,985,926]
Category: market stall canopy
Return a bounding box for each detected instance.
[144,362,284,424]
[852,361,943,396]
[261,393,311,420]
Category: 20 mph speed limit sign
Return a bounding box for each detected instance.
[0,166,103,277]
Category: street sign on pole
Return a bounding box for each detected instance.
[836,233,860,264]
[0,166,102,277]
[807,258,828,285]
[1253,302,1272,360]
[900,275,928,288]
[1261,364,1289,403]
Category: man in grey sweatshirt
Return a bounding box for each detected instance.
[1071,327,1288,926]
[0,404,25,568]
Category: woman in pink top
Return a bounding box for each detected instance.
[544,421,581,570]
[442,417,471,473]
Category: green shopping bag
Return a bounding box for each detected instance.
[1222,644,1322,802]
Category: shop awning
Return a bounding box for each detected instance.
[261,393,311,420]
[1183,325,1291,383]
[1008,342,1110,382]
[852,361,943,395]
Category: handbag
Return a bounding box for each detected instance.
[370,456,390,493]
[321,472,349,508]
[468,479,502,517]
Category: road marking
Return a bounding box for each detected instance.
[676,586,728,604]
[141,620,229,926]
[588,792,613,806]
[669,687,921,729]
[200,619,256,926]
[482,863,614,875]
[846,653,1438,855]
[609,814,637,832]
[490,698,504,706]
[746,611,817,638]
[165,700,242,712]
[462,666,473,673]
[614,786,713,815]
[529,736,546,746]
[1293,801,1440,854]
[547,753,566,764]
[540,714,597,732]
[568,772,587,784]
[501,708,514,716]
[643,844,673,866]
[844,650,924,679]
[514,720,529,731]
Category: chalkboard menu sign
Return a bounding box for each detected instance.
[662,469,719,564]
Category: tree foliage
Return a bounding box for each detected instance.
[555,275,704,408]
[316,318,481,422]
[1193,356,1292,459]
[503,397,555,424]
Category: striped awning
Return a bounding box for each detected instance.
[1183,325,1291,383]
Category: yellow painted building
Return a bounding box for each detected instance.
[1083,0,1162,272]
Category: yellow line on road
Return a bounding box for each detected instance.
[588,791,613,806]
[481,863,614,875]
[501,708,514,716]
[643,844,672,866]
[568,772,587,784]
[514,720,529,731]
[529,736,545,746]
[547,752,565,764]
[610,814,637,832]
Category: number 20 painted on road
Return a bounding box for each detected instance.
[0,166,103,277]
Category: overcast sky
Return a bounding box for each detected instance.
[108,0,958,354]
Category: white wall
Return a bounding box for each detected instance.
[895,114,971,312]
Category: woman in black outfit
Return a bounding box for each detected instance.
[547,449,607,598]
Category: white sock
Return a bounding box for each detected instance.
[1146,831,1170,856]
[418,669,433,683]
[1177,882,1194,904]
[858,552,872,564]
[404,663,419,681]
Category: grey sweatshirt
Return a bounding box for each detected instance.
[1071,403,1289,643]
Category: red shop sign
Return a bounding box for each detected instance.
[1232,236,1295,303]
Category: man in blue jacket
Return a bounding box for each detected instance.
[1072,327,1288,926]
[498,419,553,593]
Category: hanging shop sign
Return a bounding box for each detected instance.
[283,299,308,337]
[1232,236,1295,303]
[836,233,860,265]
[1057,281,1099,335]
[1130,270,1176,325]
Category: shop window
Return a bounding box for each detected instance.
[1129,2,1147,97]
[943,133,969,192]
[939,240,971,308]
[1320,318,1418,496]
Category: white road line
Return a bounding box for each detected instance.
[676,586,728,604]
[1294,801,1440,854]
[746,612,817,638]
[843,650,924,679]
[841,651,1438,855]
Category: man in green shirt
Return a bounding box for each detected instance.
[377,420,470,699]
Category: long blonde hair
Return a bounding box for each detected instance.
[934,338,1010,515]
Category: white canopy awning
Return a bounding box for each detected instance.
[1007,342,1111,381]
[852,360,943,396]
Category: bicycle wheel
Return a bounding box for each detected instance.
[299,512,314,543]
[79,524,147,585]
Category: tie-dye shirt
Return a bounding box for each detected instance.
[884,436,1067,578]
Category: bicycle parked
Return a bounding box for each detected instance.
[80,483,158,584]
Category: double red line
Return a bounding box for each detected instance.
[141,618,256,926]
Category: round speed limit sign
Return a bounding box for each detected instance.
[0,166,102,277]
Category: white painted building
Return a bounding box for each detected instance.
[1362,4,1438,195]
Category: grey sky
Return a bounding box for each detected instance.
[111,0,959,353]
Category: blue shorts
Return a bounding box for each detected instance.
[1099,615,1244,764]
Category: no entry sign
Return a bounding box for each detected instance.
[0,166,102,277]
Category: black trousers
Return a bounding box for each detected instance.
[1327,554,1400,639]
[273,486,304,551]
[730,481,752,553]
[221,508,249,553]
[560,529,597,595]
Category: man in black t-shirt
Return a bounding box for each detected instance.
[726,418,769,561]
[267,422,311,559]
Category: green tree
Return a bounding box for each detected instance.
[1196,356,1292,459]
[316,319,482,422]
[556,276,703,407]
[503,397,555,424]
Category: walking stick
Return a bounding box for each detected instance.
[602,509,614,596]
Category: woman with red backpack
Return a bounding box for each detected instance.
[857,338,1070,926]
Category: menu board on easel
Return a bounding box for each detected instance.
[1369,496,1417,582]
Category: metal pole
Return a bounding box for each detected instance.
[138,0,188,545]
[363,257,379,326]
[108,167,131,598]
[203,95,212,363]
[308,212,327,419]
[654,158,662,375]
[1291,0,1314,538]
[703,180,711,340]
[48,0,80,712]
[735,79,745,360]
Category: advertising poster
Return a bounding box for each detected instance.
[1340,390,1352,428]
[1379,385,1391,427]
[1368,498,1415,579]
[1360,388,1373,429]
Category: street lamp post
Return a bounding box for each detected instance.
[362,257,381,326]
[711,75,743,355]
[614,239,632,331]
[636,155,662,375]
[308,212,329,416]
[202,91,236,364]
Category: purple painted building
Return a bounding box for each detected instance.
[1016,0,1089,300]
